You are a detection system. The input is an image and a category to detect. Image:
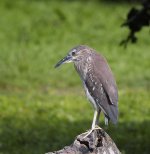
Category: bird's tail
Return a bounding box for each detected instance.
[109,105,118,124]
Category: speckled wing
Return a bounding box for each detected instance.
[84,52,118,124]
[93,52,118,105]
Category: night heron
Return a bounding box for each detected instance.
[55,45,118,134]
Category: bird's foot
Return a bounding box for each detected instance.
[83,125,101,139]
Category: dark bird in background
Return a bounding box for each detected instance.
[55,45,118,135]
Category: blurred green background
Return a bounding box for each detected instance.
[0,0,150,154]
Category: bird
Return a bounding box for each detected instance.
[55,45,118,134]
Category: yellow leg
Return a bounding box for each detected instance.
[83,111,101,138]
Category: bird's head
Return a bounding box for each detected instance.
[55,45,91,68]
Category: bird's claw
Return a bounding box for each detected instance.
[82,125,102,139]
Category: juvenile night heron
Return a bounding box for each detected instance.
[55,45,118,133]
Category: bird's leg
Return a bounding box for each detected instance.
[92,110,98,129]
[95,109,101,126]
[83,110,101,138]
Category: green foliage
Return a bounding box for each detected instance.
[0,0,149,154]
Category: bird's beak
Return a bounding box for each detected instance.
[55,55,73,68]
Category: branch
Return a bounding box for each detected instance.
[46,128,121,154]
[120,0,150,47]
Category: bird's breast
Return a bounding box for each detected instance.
[83,81,98,110]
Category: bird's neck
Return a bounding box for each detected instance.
[74,56,92,80]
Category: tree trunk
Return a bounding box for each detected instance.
[46,128,121,154]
